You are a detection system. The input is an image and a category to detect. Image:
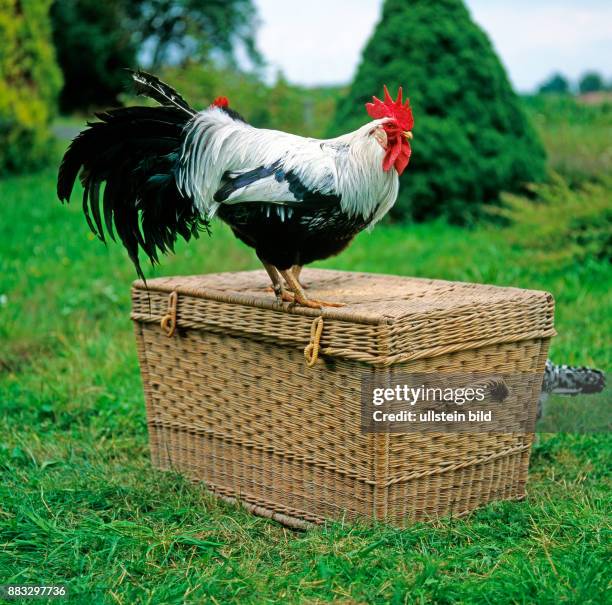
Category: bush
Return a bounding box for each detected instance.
[0,0,62,175]
[499,175,612,267]
[329,0,546,223]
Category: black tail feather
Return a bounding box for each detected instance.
[128,69,195,116]
[57,105,206,280]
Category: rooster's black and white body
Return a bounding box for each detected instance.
[57,71,413,308]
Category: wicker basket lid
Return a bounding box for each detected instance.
[131,269,555,366]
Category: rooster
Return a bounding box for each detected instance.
[57,71,414,308]
[538,360,606,419]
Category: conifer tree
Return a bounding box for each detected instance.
[330,0,546,222]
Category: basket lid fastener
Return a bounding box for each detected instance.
[304,316,324,368]
[160,291,178,337]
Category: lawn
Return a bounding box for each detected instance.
[0,99,610,603]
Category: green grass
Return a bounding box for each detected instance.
[1,107,611,603]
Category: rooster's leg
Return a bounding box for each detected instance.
[280,269,345,309]
[291,264,307,289]
[262,262,294,303]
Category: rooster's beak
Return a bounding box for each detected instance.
[403,131,413,140]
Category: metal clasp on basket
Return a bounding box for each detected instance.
[160,291,178,337]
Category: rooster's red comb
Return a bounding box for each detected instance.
[212,96,229,108]
[365,85,413,131]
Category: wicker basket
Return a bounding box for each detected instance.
[131,269,555,528]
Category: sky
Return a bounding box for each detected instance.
[253,0,612,92]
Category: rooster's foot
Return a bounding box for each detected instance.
[279,291,296,303]
[292,296,345,309]
[264,286,295,303]
[280,268,345,308]
[266,287,340,307]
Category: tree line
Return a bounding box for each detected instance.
[539,72,611,95]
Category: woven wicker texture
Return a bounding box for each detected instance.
[132,269,554,526]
